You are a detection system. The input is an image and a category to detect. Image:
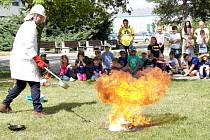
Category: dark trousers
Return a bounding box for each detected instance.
[160,45,164,54]
[3,79,42,112]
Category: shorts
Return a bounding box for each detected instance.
[198,44,208,54]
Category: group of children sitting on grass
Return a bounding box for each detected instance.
[39,42,210,85]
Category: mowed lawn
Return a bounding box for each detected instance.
[0,70,210,140]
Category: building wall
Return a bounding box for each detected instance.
[0,0,21,17]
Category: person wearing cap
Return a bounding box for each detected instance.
[199,53,210,79]
[0,5,47,117]
[118,19,135,55]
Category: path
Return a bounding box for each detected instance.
[0,45,169,75]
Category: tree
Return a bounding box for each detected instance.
[147,0,210,24]
[0,0,127,50]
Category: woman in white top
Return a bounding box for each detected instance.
[182,21,194,55]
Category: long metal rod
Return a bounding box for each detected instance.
[44,67,61,81]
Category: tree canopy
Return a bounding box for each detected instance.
[0,0,128,50]
[147,0,210,24]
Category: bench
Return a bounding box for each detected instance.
[86,40,104,52]
[61,41,82,53]
[38,41,57,54]
[104,40,118,50]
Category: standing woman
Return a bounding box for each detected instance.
[182,21,194,55]
[0,5,48,117]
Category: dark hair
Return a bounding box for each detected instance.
[183,53,189,59]
[148,53,154,58]
[93,57,100,61]
[60,55,69,65]
[169,51,175,56]
[141,52,147,54]
[172,26,178,30]
[123,19,128,23]
[184,21,192,34]
[150,36,157,44]
[200,29,205,35]
[112,58,119,62]
[77,50,85,58]
[119,50,126,55]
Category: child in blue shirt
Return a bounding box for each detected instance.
[91,57,103,81]
[184,54,200,77]
[102,46,114,74]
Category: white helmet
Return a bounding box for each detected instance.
[30,4,46,17]
[24,4,46,21]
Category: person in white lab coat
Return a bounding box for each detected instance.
[0,5,48,117]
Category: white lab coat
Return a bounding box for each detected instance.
[10,20,41,82]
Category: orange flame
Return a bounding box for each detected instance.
[95,68,171,129]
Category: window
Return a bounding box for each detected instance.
[12,0,20,6]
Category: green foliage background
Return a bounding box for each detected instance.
[0,16,22,51]
[0,0,127,51]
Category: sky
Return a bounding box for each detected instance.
[128,0,156,9]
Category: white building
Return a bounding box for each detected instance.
[112,8,158,34]
[0,0,22,17]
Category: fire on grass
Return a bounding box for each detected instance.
[95,68,171,131]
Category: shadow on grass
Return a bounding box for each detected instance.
[137,113,187,130]
[44,101,97,115]
[123,113,187,132]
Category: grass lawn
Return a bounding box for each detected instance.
[0,71,210,140]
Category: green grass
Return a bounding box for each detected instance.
[0,75,210,140]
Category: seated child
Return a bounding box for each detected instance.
[75,51,88,81]
[180,53,189,74]
[127,48,141,77]
[59,55,73,81]
[40,53,50,86]
[91,57,103,81]
[138,51,148,69]
[156,53,170,72]
[118,51,128,67]
[184,54,200,77]
[141,52,148,63]
[199,54,210,79]
[168,51,179,74]
[111,58,123,71]
[102,46,114,75]
[143,54,156,69]
[95,50,102,64]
